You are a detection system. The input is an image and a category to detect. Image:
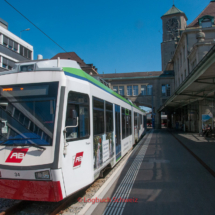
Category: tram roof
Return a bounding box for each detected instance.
[0,59,145,113]
[63,67,145,113]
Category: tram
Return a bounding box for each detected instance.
[0,59,146,202]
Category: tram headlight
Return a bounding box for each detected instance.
[35,170,50,180]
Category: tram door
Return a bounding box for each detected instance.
[62,91,92,196]
[115,105,121,161]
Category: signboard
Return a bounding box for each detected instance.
[102,140,110,163]
[202,114,212,129]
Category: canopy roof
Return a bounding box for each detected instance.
[158,45,215,112]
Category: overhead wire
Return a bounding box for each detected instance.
[4,0,70,55]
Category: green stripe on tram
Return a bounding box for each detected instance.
[63,67,144,113]
[116,156,122,162]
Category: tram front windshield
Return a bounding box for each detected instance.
[0,82,58,146]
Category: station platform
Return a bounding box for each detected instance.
[90,129,215,215]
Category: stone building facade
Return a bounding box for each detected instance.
[163,1,215,89]
[93,71,175,129]
[159,1,215,132]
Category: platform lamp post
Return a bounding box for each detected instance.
[20,28,30,38]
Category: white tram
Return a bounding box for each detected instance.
[0,59,146,202]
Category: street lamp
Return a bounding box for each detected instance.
[20,28,30,38]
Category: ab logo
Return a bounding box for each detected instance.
[5,148,29,163]
[73,152,84,168]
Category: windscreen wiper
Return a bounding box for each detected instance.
[12,142,46,150]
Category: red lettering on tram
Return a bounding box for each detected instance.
[5,148,29,163]
[73,152,84,168]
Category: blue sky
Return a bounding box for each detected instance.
[1,0,210,75]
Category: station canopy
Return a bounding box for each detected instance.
[158,45,215,113]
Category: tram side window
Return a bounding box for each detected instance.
[106,102,113,133]
[134,112,137,132]
[93,97,104,135]
[128,110,132,135]
[122,108,126,139]
[140,114,142,126]
[65,92,90,140]
[125,109,131,137]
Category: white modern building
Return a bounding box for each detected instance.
[0,18,33,71]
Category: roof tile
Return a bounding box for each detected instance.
[188,1,215,27]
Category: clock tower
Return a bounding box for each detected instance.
[161,5,187,71]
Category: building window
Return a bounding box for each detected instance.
[202,19,212,28]
[147,85,152,95]
[3,35,8,47]
[2,35,19,53]
[127,86,132,96]
[113,86,118,93]
[133,85,138,96]
[20,45,24,56]
[119,86,124,96]
[14,42,18,52]
[24,48,28,58]
[161,84,171,97]
[162,84,166,96]
[141,85,146,95]
[9,39,13,49]
[166,84,170,96]
[2,57,15,70]
[19,45,32,59]
[27,50,32,59]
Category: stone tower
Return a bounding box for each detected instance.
[161,5,187,71]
